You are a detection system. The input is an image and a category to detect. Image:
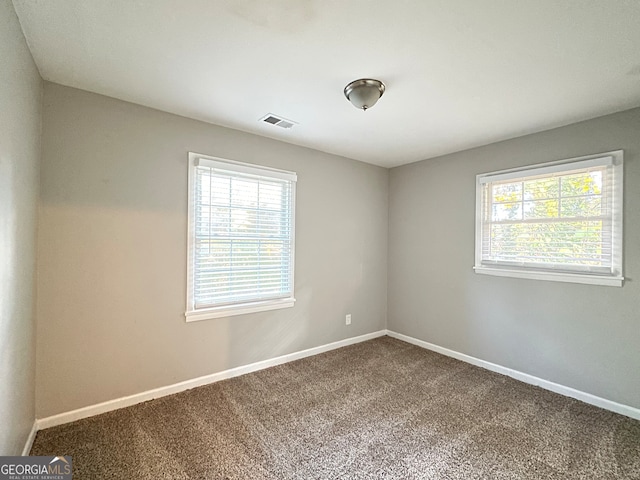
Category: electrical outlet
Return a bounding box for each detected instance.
[345,314,352,325]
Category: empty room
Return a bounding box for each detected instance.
[2,0,639,478]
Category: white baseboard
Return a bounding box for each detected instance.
[21,421,37,456]
[34,328,639,432]
[386,330,640,421]
[36,330,386,430]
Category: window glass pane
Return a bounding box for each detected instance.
[492,182,522,203]
[230,207,254,236]
[232,240,259,267]
[231,177,258,207]
[492,202,522,221]
[489,221,604,266]
[211,175,231,205]
[259,209,288,237]
[523,199,559,220]
[523,177,558,200]
[259,182,284,210]
[560,171,602,197]
[196,239,231,269]
[560,197,602,218]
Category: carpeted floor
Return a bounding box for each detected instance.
[32,336,640,479]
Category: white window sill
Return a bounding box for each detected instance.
[473,266,623,287]
[185,297,296,322]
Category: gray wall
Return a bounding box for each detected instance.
[389,107,640,409]
[37,83,388,418]
[0,0,42,454]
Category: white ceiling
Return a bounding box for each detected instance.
[13,0,640,168]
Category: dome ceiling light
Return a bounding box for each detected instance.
[344,78,386,111]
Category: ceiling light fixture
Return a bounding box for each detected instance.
[344,78,386,111]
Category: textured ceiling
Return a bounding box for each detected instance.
[13,0,640,167]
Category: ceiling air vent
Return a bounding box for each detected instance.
[260,113,297,129]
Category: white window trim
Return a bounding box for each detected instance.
[474,150,624,287]
[185,152,297,322]
[186,297,296,322]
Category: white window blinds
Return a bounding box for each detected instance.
[475,152,623,285]
[187,154,296,318]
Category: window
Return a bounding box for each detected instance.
[186,153,296,321]
[474,151,623,286]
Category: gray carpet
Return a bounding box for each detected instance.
[31,336,640,479]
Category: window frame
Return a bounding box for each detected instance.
[474,150,624,287]
[185,152,297,322]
